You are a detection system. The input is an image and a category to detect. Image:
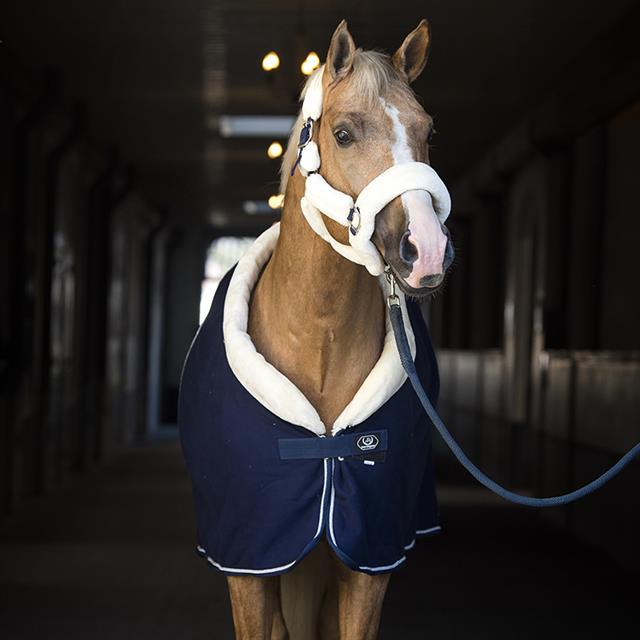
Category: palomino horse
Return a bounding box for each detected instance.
[179,18,454,640]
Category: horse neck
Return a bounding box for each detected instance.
[248,171,385,430]
[274,173,379,329]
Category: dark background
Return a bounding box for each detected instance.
[1,1,639,638]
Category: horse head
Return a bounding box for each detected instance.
[282,19,454,297]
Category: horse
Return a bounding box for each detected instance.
[179,18,454,640]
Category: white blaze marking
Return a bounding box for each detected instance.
[381,99,447,286]
[383,100,413,164]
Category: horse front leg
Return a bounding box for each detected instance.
[335,564,391,640]
[226,575,288,640]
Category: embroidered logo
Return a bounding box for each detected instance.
[357,434,380,452]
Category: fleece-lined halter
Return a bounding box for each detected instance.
[291,68,452,276]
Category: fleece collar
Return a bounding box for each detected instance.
[222,223,417,436]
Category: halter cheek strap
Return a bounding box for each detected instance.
[293,67,452,277]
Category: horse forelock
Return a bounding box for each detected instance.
[279,50,414,194]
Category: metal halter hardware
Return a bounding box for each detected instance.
[385,267,400,308]
[347,206,361,236]
[296,67,452,276]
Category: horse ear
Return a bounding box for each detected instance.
[392,19,431,83]
[326,20,356,81]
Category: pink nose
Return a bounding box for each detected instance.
[399,191,449,289]
[402,231,448,288]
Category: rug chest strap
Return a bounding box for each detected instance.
[278,430,388,461]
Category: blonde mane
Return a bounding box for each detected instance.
[279,50,414,194]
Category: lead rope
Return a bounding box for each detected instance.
[385,271,640,507]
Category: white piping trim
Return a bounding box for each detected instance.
[402,526,441,552]
[195,457,330,576]
[328,459,338,547]
[328,459,439,574]
[199,548,298,576]
[314,458,329,538]
[222,223,417,436]
[416,525,441,535]
[359,555,408,573]
[198,458,440,576]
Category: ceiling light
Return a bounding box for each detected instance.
[267,141,283,159]
[262,51,280,71]
[301,51,320,75]
[268,194,285,209]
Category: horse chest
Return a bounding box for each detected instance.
[179,227,441,577]
[247,318,384,432]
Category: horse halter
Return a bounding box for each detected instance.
[292,67,452,276]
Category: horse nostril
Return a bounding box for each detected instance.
[443,239,455,271]
[422,273,445,289]
[399,231,418,266]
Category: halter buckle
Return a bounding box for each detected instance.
[298,118,314,149]
[347,206,361,236]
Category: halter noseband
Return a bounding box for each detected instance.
[292,67,452,276]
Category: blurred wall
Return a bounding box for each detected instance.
[0,61,201,517]
[428,21,640,566]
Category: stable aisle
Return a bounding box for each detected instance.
[0,440,635,639]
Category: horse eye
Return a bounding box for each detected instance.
[334,129,352,146]
[427,127,436,145]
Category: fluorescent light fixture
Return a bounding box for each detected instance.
[219,115,296,138]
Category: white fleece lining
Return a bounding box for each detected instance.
[222,223,417,435]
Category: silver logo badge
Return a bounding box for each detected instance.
[357,434,379,451]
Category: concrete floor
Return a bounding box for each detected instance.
[0,439,636,639]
